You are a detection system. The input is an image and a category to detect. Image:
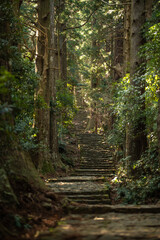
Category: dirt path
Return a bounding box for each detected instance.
[38,108,160,240]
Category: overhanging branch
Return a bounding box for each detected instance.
[64,8,98,31]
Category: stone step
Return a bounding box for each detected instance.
[81,149,110,152]
[80,161,114,164]
[47,176,106,182]
[78,141,103,144]
[80,159,113,162]
[81,154,111,157]
[75,169,115,172]
[81,157,112,160]
[81,147,109,150]
[79,138,106,141]
[79,137,105,139]
[78,166,115,169]
[78,141,104,144]
[80,161,113,164]
[79,140,106,142]
[70,199,111,204]
[81,156,112,159]
[81,152,111,155]
[56,190,108,195]
[81,153,111,156]
[78,137,103,140]
[67,204,160,214]
[71,173,114,177]
[66,194,109,200]
[78,133,102,136]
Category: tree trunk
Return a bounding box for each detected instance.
[49,0,59,162]
[0,0,46,207]
[36,0,51,168]
[123,0,131,159]
[126,0,151,174]
[36,0,59,169]
[123,0,131,75]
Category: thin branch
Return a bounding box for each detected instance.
[64,8,98,31]
[24,22,46,36]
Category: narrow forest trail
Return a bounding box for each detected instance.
[38,107,160,240]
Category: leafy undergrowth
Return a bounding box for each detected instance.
[109,150,160,205]
[110,174,160,205]
[0,187,62,240]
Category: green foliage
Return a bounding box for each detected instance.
[0,1,38,151]
[14,117,38,151]
[11,57,38,114]
[41,161,55,174]
[108,3,160,204]
[116,174,160,204]
[141,3,160,74]
[107,74,146,148]
[0,69,15,140]
[56,84,77,138]
[113,144,160,204]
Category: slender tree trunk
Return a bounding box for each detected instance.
[49,0,59,161]
[123,0,131,76]
[36,0,50,168]
[126,0,149,174]
[61,29,67,86]
[123,0,131,159]
[36,0,59,168]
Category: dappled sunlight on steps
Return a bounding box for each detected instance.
[38,108,160,240]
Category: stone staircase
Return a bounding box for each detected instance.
[39,107,160,240]
[72,132,115,177]
[46,108,115,207]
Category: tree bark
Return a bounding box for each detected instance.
[0,0,46,208]
[49,0,59,161]
[126,0,154,174]
[36,0,59,169]
[123,0,131,75]
[36,0,50,168]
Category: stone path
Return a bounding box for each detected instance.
[38,212,160,240]
[38,108,160,240]
[46,131,113,205]
[46,107,114,206]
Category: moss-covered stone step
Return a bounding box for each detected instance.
[57,190,109,195]
[77,168,115,172]
[71,173,114,177]
[78,166,115,169]
[80,157,113,161]
[67,204,160,214]
[47,176,106,182]
[66,194,110,201]
[70,199,111,205]
[74,169,115,173]
[80,161,113,165]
